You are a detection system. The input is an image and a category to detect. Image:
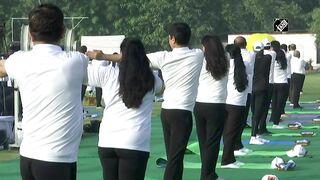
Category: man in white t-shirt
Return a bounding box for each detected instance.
[291,50,306,109]
[147,22,204,180]
[233,36,255,154]
[0,4,88,180]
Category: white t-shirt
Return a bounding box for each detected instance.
[5,44,88,162]
[264,50,276,84]
[147,47,204,111]
[196,59,228,103]
[291,57,306,75]
[286,52,292,78]
[226,58,248,106]
[87,64,163,152]
[241,49,255,93]
[273,61,288,84]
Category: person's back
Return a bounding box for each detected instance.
[0,4,88,180]
[149,48,203,110]
[253,51,272,92]
[147,22,203,180]
[7,47,87,161]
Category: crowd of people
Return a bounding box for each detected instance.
[0,3,310,180]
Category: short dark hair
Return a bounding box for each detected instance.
[167,22,191,46]
[280,44,287,52]
[288,44,296,51]
[28,4,64,43]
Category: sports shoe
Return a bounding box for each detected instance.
[235,161,245,166]
[249,137,264,145]
[256,136,270,143]
[234,150,247,156]
[240,147,253,153]
[216,177,225,180]
[221,162,240,168]
[272,124,285,129]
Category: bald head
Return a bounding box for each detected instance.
[293,50,300,58]
[234,36,247,49]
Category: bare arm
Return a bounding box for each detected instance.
[86,50,122,62]
[0,60,8,77]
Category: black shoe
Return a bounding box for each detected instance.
[156,158,167,168]
[245,124,251,128]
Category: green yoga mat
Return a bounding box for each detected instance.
[184,161,271,169]
[186,142,287,156]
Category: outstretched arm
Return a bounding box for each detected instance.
[86,50,122,62]
[0,60,8,77]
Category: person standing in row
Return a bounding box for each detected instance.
[280,44,291,116]
[233,36,255,155]
[250,42,272,145]
[194,35,228,180]
[288,44,297,103]
[86,37,163,180]
[269,40,288,128]
[147,23,204,180]
[258,39,276,135]
[291,50,306,109]
[221,44,248,168]
[0,4,88,180]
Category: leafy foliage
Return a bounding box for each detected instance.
[0,0,320,52]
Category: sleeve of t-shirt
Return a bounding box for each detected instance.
[4,52,23,79]
[87,63,111,87]
[147,51,166,69]
[153,71,164,94]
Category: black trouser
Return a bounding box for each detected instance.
[289,77,293,103]
[221,104,246,165]
[95,87,103,107]
[259,84,273,133]
[234,93,251,150]
[98,147,149,180]
[291,73,305,108]
[161,108,193,180]
[20,156,77,180]
[270,83,289,125]
[281,78,290,114]
[251,90,269,137]
[194,103,225,180]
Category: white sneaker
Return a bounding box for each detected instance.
[272,124,285,129]
[221,162,240,168]
[249,137,264,145]
[256,136,270,143]
[240,147,253,153]
[216,177,225,180]
[235,161,245,166]
[289,103,294,106]
[234,150,247,156]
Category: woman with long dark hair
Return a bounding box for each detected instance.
[269,40,288,128]
[86,37,163,180]
[194,35,229,179]
[221,44,248,168]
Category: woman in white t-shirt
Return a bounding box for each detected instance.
[194,35,229,179]
[269,40,288,128]
[86,38,163,180]
[221,44,248,169]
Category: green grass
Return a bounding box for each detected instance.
[300,71,320,102]
[0,72,320,180]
